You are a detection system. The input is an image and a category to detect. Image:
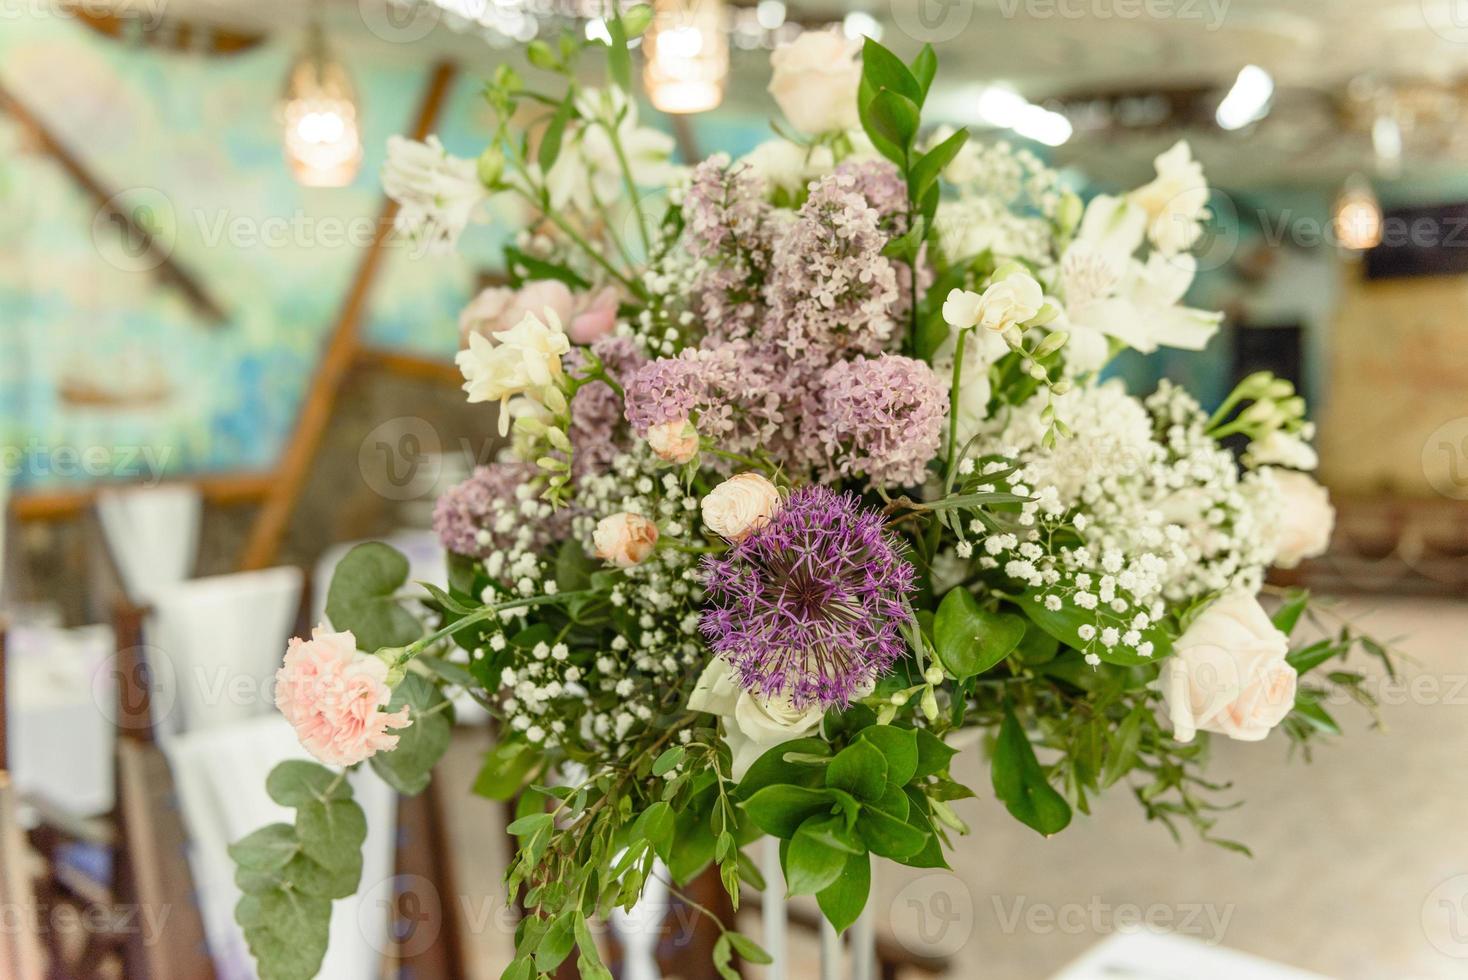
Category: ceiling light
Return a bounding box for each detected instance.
[644,0,728,114]
[971,85,1072,146]
[842,11,882,41]
[755,0,785,30]
[1215,65,1274,131]
[1333,174,1383,251]
[281,22,361,187]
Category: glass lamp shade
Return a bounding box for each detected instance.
[644,0,728,114]
[1333,174,1383,252]
[281,26,362,187]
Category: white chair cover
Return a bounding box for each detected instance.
[6,624,115,815]
[96,485,201,604]
[144,567,303,735]
[163,715,397,980]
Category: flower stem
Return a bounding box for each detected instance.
[395,591,593,665]
[944,327,971,486]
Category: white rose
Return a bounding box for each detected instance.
[1244,430,1319,471]
[702,473,783,542]
[592,513,659,568]
[1129,140,1209,256]
[768,31,861,135]
[942,273,1044,334]
[1260,469,1334,569]
[455,311,571,434]
[382,135,487,254]
[646,418,700,465]
[688,657,823,780]
[1161,593,1296,743]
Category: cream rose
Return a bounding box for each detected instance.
[701,473,783,542]
[455,310,571,435]
[646,418,700,465]
[688,657,823,779]
[592,513,659,568]
[1161,593,1296,743]
[1261,468,1334,569]
[767,31,861,135]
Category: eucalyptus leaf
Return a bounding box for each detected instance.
[324,542,423,652]
[369,674,451,796]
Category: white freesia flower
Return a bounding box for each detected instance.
[943,272,1044,334]
[1244,430,1319,471]
[1130,140,1210,256]
[382,135,487,254]
[1258,468,1334,568]
[1161,592,1296,743]
[768,30,862,135]
[688,656,823,779]
[545,88,680,214]
[454,311,570,434]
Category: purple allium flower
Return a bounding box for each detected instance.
[432,462,567,558]
[815,354,948,487]
[760,170,901,368]
[700,486,916,708]
[568,335,647,479]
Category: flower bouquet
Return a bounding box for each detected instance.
[233,14,1393,980]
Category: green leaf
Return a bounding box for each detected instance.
[854,806,927,860]
[856,725,919,786]
[1291,697,1341,735]
[864,88,920,155]
[228,824,299,872]
[734,737,830,798]
[909,44,938,100]
[621,3,654,37]
[912,729,958,780]
[651,746,684,777]
[369,674,451,796]
[248,888,331,980]
[1100,705,1145,789]
[725,932,773,965]
[739,785,834,839]
[934,589,1025,679]
[503,956,536,980]
[526,39,561,72]
[910,127,968,196]
[538,94,575,176]
[816,850,870,933]
[503,246,591,290]
[295,799,367,872]
[324,542,423,652]
[633,801,676,862]
[607,7,633,91]
[1015,591,1173,667]
[279,852,360,900]
[861,37,922,104]
[535,911,578,972]
[473,739,541,800]
[265,761,350,809]
[784,817,848,896]
[1272,589,1310,636]
[575,914,614,980]
[506,812,553,838]
[1287,638,1339,675]
[712,934,740,980]
[992,704,1072,836]
[555,538,597,593]
[826,741,887,802]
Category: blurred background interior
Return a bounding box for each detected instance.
[0,1,1465,978]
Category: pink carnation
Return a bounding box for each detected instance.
[275,626,411,767]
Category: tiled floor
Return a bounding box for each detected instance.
[444,595,1468,979]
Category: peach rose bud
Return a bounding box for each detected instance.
[592,513,659,568]
[646,418,700,465]
[702,473,783,543]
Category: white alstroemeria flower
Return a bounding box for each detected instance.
[1129,140,1210,256]
[1054,248,1222,365]
[545,88,679,214]
[454,310,571,434]
[687,657,822,780]
[381,135,487,254]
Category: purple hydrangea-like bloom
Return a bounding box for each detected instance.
[433,461,567,558]
[816,354,948,487]
[700,486,916,708]
[761,170,901,368]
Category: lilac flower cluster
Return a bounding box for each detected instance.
[569,335,646,479]
[682,157,778,344]
[763,170,901,367]
[834,159,909,233]
[433,461,568,558]
[815,354,948,487]
[623,341,798,460]
[700,486,916,708]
